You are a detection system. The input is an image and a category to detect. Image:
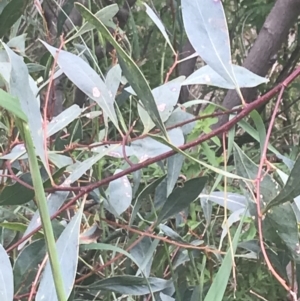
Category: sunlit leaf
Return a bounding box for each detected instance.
[136,77,185,133]
[167,154,184,196]
[132,128,184,162]
[199,191,249,213]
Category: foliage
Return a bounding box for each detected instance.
[0,0,299,301]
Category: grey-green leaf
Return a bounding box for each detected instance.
[106,169,132,216]
[36,206,83,301]
[182,0,236,86]
[4,43,48,171]
[183,64,268,89]
[41,41,119,130]
[76,3,167,138]
[0,243,13,301]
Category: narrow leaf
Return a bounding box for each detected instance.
[204,214,245,301]
[106,169,132,216]
[0,89,27,121]
[41,41,119,130]
[47,105,81,137]
[265,155,300,211]
[182,0,236,86]
[156,177,207,225]
[143,3,175,54]
[0,243,13,301]
[36,206,83,301]
[76,3,168,138]
[87,276,172,296]
[182,64,268,89]
[0,0,29,37]
[4,43,48,172]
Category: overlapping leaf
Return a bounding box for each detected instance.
[76,3,168,137]
[41,41,119,130]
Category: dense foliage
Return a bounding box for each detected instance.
[0,0,300,301]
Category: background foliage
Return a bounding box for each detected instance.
[0,0,300,300]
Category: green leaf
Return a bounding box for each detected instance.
[36,206,83,301]
[156,177,207,225]
[167,153,184,196]
[264,203,300,261]
[0,0,29,37]
[150,134,247,180]
[183,64,268,89]
[56,0,76,37]
[0,243,13,301]
[13,239,46,294]
[204,213,245,301]
[70,4,119,41]
[0,88,27,121]
[86,275,172,296]
[76,3,168,138]
[130,175,167,226]
[0,168,65,206]
[18,191,69,250]
[265,155,300,211]
[250,110,266,156]
[131,237,159,277]
[233,143,279,205]
[143,3,175,54]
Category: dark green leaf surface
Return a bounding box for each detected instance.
[0,0,29,37]
[156,177,207,225]
[87,275,173,296]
